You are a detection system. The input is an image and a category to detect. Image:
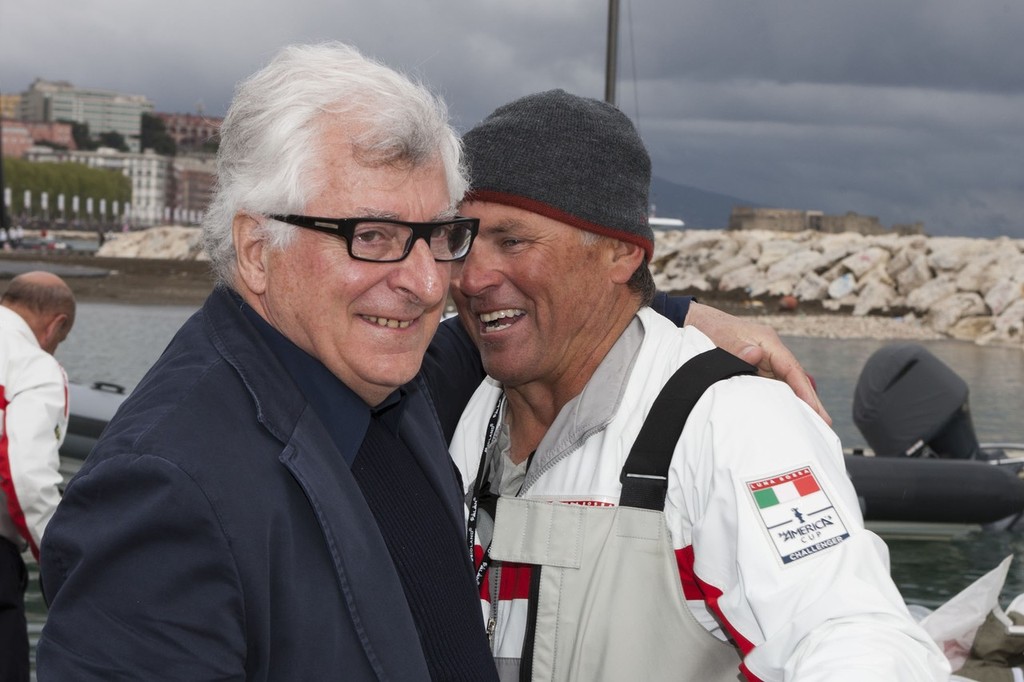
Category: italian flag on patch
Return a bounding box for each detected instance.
[747,466,850,565]
[751,468,821,508]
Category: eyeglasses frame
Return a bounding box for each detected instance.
[267,213,479,262]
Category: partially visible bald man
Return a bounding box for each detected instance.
[0,271,75,682]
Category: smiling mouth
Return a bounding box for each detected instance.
[363,315,412,329]
[479,308,525,332]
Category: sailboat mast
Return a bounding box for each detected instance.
[0,89,7,229]
[604,0,619,105]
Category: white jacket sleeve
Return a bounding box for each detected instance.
[673,375,951,681]
[2,351,67,557]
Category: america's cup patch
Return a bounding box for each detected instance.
[747,466,849,565]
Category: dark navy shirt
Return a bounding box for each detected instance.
[241,304,404,466]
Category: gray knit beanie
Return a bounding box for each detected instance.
[463,89,654,261]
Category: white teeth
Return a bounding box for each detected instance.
[479,309,525,323]
[364,316,411,329]
[479,308,525,332]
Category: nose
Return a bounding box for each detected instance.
[392,238,446,306]
[451,240,499,298]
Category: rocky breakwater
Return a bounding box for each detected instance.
[652,229,1024,348]
[96,226,207,261]
[91,225,1024,347]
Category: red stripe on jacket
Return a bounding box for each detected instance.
[0,389,40,558]
[475,544,533,602]
[676,545,764,681]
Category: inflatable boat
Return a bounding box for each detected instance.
[62,381,126,460]
[58,381,127,484]
[848,342,1024,531]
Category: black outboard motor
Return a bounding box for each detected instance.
[853,343,980,459]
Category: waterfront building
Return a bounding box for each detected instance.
[169,155,216,224]
[156,112,222,152]
[24,146,169,227]
[2,121,34,158]
[18,79,153,152]
[1,120,76,158]
[0,93,20,119]
[728,207,924,236]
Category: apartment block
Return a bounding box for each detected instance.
[156,112,222,151]
[169,155,216,223]
[3,120,76,158]
[2,121,34,158]
[19,79,153,152]
[0,93,20,119]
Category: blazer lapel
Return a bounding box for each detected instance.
[279,407,431,680]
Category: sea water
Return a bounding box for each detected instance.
[55,305,1024,453]
[780,335,1024,607]
[25,303,1024,666]
[57,302,198,390]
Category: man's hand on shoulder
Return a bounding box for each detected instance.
[684,302,831,425]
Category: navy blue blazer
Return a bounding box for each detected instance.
[38,286,480,680]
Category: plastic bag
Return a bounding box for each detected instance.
[918,555,1013,671]
[954,590,1024,682]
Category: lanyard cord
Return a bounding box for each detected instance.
[466,394,537,588]
[466,394,506,588]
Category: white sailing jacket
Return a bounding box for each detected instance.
[450,308,949,681]
[0,305,67,558]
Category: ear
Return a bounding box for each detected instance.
[39,313,70,354]
[608,240,645,285]
[232,213,269,296]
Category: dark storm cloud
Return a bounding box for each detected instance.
[607,0,1024,235]
[2,0,1022,235]
[628,0,1024,94]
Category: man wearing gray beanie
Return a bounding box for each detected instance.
[447,89,949,681]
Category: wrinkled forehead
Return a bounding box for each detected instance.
[303,113,453,201]
[305,140,454,219]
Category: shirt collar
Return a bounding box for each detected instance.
[240,303,406,466]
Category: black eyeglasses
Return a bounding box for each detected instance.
[268,214,479,262]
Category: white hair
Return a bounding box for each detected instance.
[201,42,468,284]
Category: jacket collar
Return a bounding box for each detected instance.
[201,285,308,443]
[0,305,40,349]
[521,314,645,493]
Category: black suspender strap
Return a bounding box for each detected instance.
[619,347,756,511]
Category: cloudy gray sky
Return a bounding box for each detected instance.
[3,0,1022,237]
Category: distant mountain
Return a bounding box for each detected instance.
[649,176,758,229]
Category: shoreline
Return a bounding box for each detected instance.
[0,251,216,306]
[753,313,944,341]
[0,251,968,342]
